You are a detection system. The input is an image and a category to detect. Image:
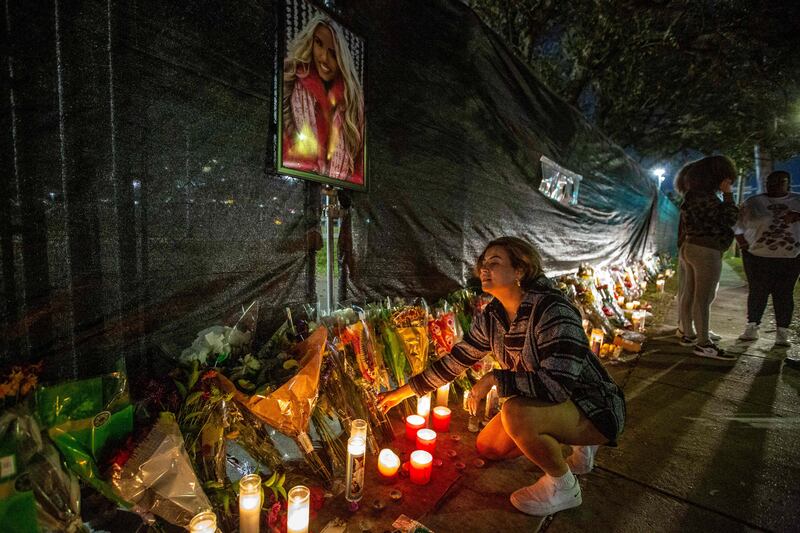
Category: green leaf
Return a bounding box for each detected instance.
[264,471,278,487]
[187,361,200,390]
[174,380,187,399]
[276,484,287,500]
[185,391,203,406]
[215,352,230,366]
[182,411,204,424]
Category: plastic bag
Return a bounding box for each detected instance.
[0,407,85,533]
[112,414,212,527]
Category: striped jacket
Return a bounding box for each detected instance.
[409,278,625,442]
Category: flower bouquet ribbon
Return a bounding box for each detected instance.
[217,326,330,480]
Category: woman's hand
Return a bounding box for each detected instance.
[466,372,497,416]
[376,384,414,413]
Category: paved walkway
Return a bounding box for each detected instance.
[418,262,800,533]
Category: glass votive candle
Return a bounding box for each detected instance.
[189,511,218,533]
[286,485,310,533]
[238,474,262,533]
[462,390,469,411]
[416,428,437,454]
[432,406,451,432]
[656,279,665,293]
[409,450,433,485]
[350,418,368,441]
[405,415,426,442]
[377,448,400,481]
[436,383,450,407]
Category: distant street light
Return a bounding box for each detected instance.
[653,167,666,188]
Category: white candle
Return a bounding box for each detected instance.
[436,383,450,407]
[345,436,366,503]
[286,485,310,533]
[238,474,262,533]
[484,385,498,420]
[462,390,470,411]
[417,392,431,420]
[656,279,665,293]
[350,418,368,441]
[189,511,218,533]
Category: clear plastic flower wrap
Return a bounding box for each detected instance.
[112,414,212,527]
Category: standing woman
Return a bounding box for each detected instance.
[282,14,365,184]
[678,155,739,360]
[377,237,625,516]
[734,170,800,346]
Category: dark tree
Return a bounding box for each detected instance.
[468,0,800,165]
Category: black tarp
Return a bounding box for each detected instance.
[1,0,678,379]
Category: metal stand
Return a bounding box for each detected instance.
[322,187,340,314]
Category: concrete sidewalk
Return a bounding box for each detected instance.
[418,261,800,533]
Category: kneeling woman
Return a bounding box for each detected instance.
[377,237,625,516]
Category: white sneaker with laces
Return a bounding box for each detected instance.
[510,474,582,516]
[566,445,598,475]
[776,327,791,347]
[694,342,737,361]
[738,322,759,341]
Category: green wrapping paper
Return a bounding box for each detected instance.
[35,370,133,507]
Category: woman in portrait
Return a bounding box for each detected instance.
[377,237,625,516]
[282,14,365,184]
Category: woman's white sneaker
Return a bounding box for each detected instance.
[693,343,736,361]
[510,474,582,516]
[738,322,759,341]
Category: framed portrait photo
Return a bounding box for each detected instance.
[278,0,367,191]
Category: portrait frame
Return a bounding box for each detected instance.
[277,0,368,192]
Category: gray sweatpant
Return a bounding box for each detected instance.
[679,243,723,345]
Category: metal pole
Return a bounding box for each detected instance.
[734,169,745,257]
[323,187,338,314]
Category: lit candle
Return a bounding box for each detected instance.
[436,383,450,407]
[462,390,469,411]
[350,418,368,441]
[590,329,604,356]
[189,510,218,533]
[656,279,665,293]
[639,281,647,291]
[632,300,640,310]
[624,301,635,311]
[345,436,366,503]
[405,415,426,442]
[377,448,400,481]
[286,485,310,533]
[416,428,437,454]
[416,392,432,421]
[484,385,498,420]
[238,474,262,533]
[409,450,433,485]
[432,406,451,432]
[632,310,646,333]
[616,295,625,306]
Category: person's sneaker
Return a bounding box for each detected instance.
[708,330,722,342]
[694,343,736,361]
[785,357,800,370]
[510,474,582,516]
[676,328,697,346]
[738,322,759,341]
[775,327,791,347]
[566,445,598,475]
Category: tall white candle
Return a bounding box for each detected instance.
[238,474,262,533]
[436,383,450,407]
[345,436,366,503]
[286,485,310,533]
[417,392,432,420]
[484,385,498,420]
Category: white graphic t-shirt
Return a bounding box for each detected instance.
[734,193,800,258]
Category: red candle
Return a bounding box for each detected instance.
[415,428,437,454]
[405,415,426,442]
[432,406,451,432]
[409,450,433,485]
